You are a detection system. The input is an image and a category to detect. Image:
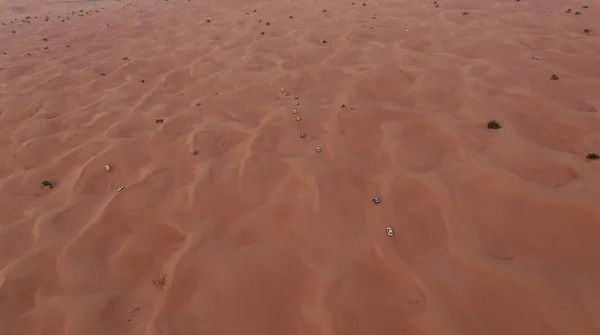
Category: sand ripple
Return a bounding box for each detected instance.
[1,0,600,334]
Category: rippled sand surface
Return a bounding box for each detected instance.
[1,0,600,334]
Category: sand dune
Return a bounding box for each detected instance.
[1,0,600,334]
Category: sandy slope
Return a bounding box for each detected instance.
[1,0,600,334]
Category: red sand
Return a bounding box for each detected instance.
[1,0,600,334]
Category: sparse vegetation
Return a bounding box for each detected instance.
[196,102,202,106]
[322,39,328,44]
[586,153,600,160]
[362,2,367,6]
[582,5,588,8]
[152,275,167,290]
[566,8,572,13]
[140,79,145,83]
[340,104,346,108]
[42,37,48,41]
[41,180,54,189]
[550,74,559,80]
[266,21,271,26]
[584,29,591,33]
[122,57,128,60]
[463,12,469,15]
[487,120,502,129]
[575,11,582,15]
[156,119,164,123]
[289,15,294,19]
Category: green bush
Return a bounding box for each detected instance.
[487,120,502,129]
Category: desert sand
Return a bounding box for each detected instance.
[1,0,600,334]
